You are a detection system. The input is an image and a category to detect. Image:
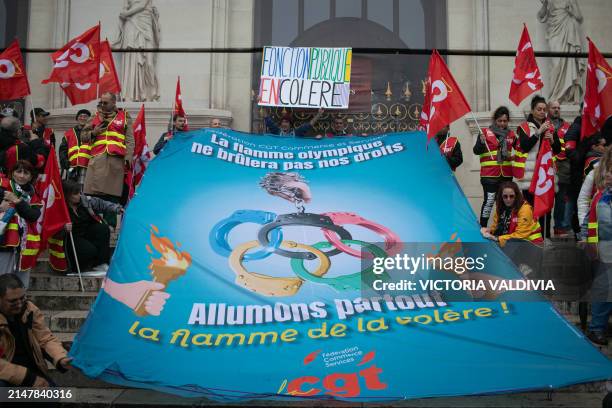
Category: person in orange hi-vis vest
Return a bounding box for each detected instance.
[473,106,517,228]
[435,125,463,172]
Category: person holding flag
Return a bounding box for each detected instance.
[153,114,186,156]
[473,106,517,228]
[27,108,56,148]
[62,179,123,273]
[434,125,463,172]
[513,95,562,238]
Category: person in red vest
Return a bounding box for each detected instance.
[59,109,92,185]
[435,125,463,171]
[0,160,42,287]
[583,134,608,177]
[82,92,134,227]
[28,108,56,148]
[513,95,562,238]
[473,106,517,227]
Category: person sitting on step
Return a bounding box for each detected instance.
[62,179,123,274]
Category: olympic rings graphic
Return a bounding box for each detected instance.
[211,208,401,297]
[210,210,282,261]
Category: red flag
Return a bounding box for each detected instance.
[60,81,97,105]
[529,139,555,218]
[0,39,30,100]
[133,104,151,187]
[60,40,120,105]
[582,38,612,139]
[42,24,100,85]
[424,50,471,141]
[98,40,121,95]
[36,150,71,252]
[509,24,544,106]
[174,76,189,130]
[126,104,151,200]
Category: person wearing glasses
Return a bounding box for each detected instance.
[481,181,544,247]
[81,93,135,227]
[0,274,72,387]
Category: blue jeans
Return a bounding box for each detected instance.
[589,302,612,333]
[554,183,573,230]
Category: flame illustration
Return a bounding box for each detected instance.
[149,225,192,270]
[303,350,321,365]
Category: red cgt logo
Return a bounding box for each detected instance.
[278,350,387,398]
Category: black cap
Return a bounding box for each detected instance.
[75,109,91,120]
[30,107,50,121]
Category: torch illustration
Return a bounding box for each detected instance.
[134,225,192,316]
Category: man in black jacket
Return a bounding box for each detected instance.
[153,114,186,155]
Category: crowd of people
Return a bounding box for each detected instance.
[0,92,611,348]
[264,95,612,346]
[0,94,228,283]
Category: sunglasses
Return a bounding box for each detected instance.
[502,194,515,199]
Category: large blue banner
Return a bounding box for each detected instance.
[71,130,612,401]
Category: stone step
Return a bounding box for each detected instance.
[45,310,90,332]
[28,290,98,311]
[30,272,104,292]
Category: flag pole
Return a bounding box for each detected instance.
[68,230,85,292]
[168,77,178,136]
[469,111,493,155]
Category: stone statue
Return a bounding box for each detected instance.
[113,0,161,102]
[537,0,586,104]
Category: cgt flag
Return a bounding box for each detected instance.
[61,40,121,105]
[582,38,612,139]
[0,39,30,100]
[529,138,555,218]
[36,149,71,253]
[42,24,100,85]
[509,24,543,106]
[424,50,471,141]
[129,104,151,200]
[174,76,189,131]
